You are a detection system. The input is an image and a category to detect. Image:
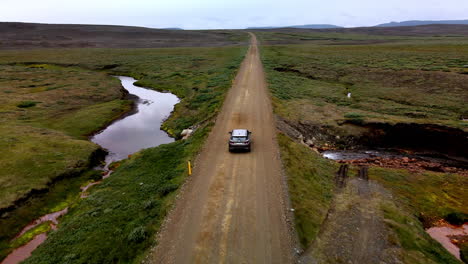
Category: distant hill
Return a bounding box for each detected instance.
[0,22,246,49]
[376,20,468,27]
[247,24,342,29]
[252,25,468,39]
[288,24,343,29]
[161,27,184,30]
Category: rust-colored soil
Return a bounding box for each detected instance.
[147,34,294,263]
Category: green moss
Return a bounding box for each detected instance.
[10,222,52,249]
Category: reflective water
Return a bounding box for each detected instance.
[2,76,179,264]
[322,149,468,169]
[92,76,179,166]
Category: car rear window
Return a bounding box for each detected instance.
[231,136,246,142]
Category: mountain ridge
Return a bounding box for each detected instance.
[376,19,468,27]
[247,24,342,29]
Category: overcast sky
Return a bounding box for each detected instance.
[1,0,467,29]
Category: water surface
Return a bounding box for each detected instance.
[2,76,179,264]
[92,76,179,165]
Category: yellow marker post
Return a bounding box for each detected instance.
[188,161,192,176]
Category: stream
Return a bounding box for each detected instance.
[2,76,179,264]
[323,149,467,169]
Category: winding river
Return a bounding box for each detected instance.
[2,76,179,264]
[92,76,179,166]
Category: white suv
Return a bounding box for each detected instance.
[228,129,252,152]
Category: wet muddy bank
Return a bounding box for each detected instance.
[345,121,468,158]
[0,169,102,262]
[323,150,468,175]
[277,116,468,169]
[426,221,468,261]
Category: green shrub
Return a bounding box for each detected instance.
[127,227,147,243]
[344,112,364,119]
[17,101,38,108]
[445,212,467,226]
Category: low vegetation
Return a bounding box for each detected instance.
[0,64,127,209]
[261,32,467,262]
[370,167,467,226]
[260,42,468,131]
[380,199,460,264]
[0,22,248,49]
[277,134,337,247]
[0,44,247,261]
[254,27,468,45]
[24,126,211,264]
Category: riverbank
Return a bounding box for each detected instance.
[0,64,132,260]
[0,44,247,263]
[2,75,180,263]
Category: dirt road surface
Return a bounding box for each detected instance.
[148,34,294,263]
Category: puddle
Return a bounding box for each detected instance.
[426,223,467,260]
[2,76,179,264]
[322,149,468,169]
[323,150,387,161]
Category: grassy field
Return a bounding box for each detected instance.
[0,46,247,135]
[24,125,211,264]
[278,132,465,262]
[0,22,247,49]
[0,64,129,259]
[277,134,337,247]
[0,43,247,261]
[259,41,468,131]
[370,167,468,226]
[254,25,468,45]
[0,64,128,209]
[260,32,468,262]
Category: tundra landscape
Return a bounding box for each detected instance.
[0,17,467,264]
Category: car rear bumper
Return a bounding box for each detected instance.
[229,144,251,151]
